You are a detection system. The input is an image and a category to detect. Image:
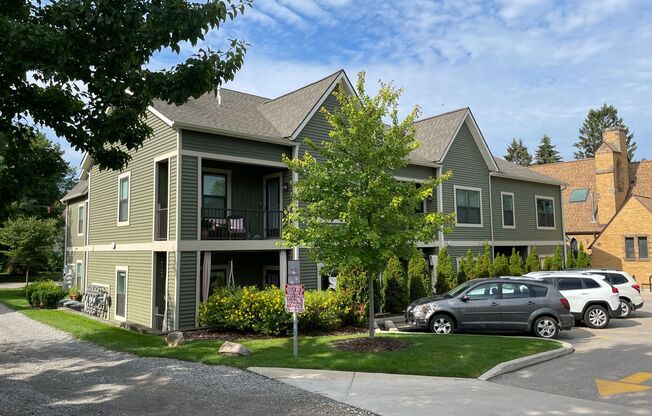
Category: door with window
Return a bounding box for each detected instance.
[500,282,538,330]
[458,282,501,330]
[115,268,127,320]
[264,175,281,238]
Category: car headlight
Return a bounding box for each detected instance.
[419,304,433,314]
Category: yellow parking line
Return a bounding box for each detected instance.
[595,379,652,396]
[620,372,652,384]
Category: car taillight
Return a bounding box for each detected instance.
[632,284,641,293]
[560,298,570,310]
[612,286,619,294]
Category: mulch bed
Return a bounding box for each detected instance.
[331,337,409,353]
[184,326,366,342]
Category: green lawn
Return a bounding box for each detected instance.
[0,288,560,378]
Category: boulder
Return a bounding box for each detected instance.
[165,331,185,347]
[219,341,252,356]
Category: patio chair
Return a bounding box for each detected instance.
[227,215,247,239]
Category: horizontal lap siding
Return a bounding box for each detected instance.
[180,156,198,240]
[67,197,87,248]
[178,251,198,329]
[396,165,434,180]
[167,252,177,329]
[169,156,177,240]
[297,93,338,164]
[182,130,292,163]
[441,122,491,241]
[447,246,486,273]
[86,251,152,326]
[89,112,176,245]
[298,249,318,290]
[283,170,293,211]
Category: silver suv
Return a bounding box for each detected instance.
[405,278,574,339]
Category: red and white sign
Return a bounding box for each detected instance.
[285,284,305,313]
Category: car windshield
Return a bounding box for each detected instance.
[447,281,473,297]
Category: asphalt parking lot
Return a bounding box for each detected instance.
[492,291,652,412]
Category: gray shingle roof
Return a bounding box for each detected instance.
[494,158,564,185]
[61,180,88,202]
[411,108,468,162]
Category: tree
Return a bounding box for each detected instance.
[534,135,562,165]
[504,138,532,166]
[575,104,636,160]
[476,242,492,278]
[457,255,467,283]
[462,249,477,282]
[508,248,524,276]
[550,246,564,270]
[1,0,251,171]
[525,246,540,273]
[407,251,430,301]
[283,73,453,338]
[566,249,576,269]
[491,254,509,277]
[0,217,59,284]
[435,247,457,294]
[383,256,408,314]
[576,243,591,268]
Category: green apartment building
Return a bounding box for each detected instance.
[62,70,564,331]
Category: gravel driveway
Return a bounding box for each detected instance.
[0,303,373,416]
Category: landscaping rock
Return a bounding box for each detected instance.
[165,331,185,347]
[219,341,252,356]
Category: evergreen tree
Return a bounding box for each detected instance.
[542,257,552,271]
[505,138,533,166]
[382,256,409,314]
[525,246,540,273]
[463,249,477,281]
[550,246,564,270]
[457,256,467,284]
[435,247,456,293]
[576,243,591,268]
[476,242,492,278]
[566,249,576,269]
[534,135,562,165]
[407,251,430,301]
[575,104,636,160]
[491,254,510,277]
[508,248,524,276]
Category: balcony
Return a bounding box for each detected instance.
[201,208,283,240]
[155,207,168,240]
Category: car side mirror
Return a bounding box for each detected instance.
[460,294,469,302]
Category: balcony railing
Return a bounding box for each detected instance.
[155,208,168,240]
[201,208,283,240]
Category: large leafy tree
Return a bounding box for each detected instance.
[575,104,636,160]
[1,0,250,171]
[504,138,532,166]
[534,135,562,165]
[283,73,453,338]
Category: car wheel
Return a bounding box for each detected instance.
[584,305,610,329]
[619,300,632,318]
[533,316,559,339]
[429,314,454,334]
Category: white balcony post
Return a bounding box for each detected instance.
[279,250,288,287]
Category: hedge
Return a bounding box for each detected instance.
[25,280,66,309]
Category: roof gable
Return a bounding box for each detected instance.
[590,194,652,248]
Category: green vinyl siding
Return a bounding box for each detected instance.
[283,170,293,211]
[169,156,177,240]
[167,252,177,330]
[86,251,152,326]
[66,197,87,248]
[446,246,485,274]
[297,93,339,164]
[396,164,434,180]
[88,111,176,244]
[298,248,318,290]
[178,251,197,329]
[441,122,491,241]
[491,176,563,241]
[536,245,559,256]
[180,155,198,240]
[182,130,291,163]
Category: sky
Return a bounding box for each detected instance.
[54,0,652,169]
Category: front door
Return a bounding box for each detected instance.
[458,282,502,330]
[264,175,281,238]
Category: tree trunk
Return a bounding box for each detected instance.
[368,270,375,339]
[25,268,29,287]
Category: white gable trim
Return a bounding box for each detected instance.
[290,71,355,141]
[440,110,499,172]
[147,106,174,127]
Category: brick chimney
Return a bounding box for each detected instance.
[595,127,630,224]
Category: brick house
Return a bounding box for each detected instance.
[531,127,652,286]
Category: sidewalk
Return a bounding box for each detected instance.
[249,367,647,416]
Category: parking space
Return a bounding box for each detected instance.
[492,291,652,411]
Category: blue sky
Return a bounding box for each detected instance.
[55,0,652,168]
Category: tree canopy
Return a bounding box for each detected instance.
[575,104,636,160]
[0,216,59,282]
[1,0,251,171]
[504,138,532,166]
[534,135,562,165]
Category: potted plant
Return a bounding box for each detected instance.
[68,286,82,301]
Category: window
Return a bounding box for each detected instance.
[625,237,636,259]
[77,204,85,235]
[535,196,555,229]
[466,283,500,300]
[558,278,583,291]
[115,268,127,319]
[414,183,425,214]
[501,192,515,228]
[529,285,548,298]
[606,273,628,285]
[118,173,130,225]
[541,277,554,285]
[203,173,227,211]
[455,186,482,226]
[501,283,530,299]
[638,237,649,259]
[583,279,600,289]
[75,261,83,287]
[569,188,588,202]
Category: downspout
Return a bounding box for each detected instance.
[488,173,494,250]
[63,203,68,274]
[85,170,91,292]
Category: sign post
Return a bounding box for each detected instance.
[285,261,303,357]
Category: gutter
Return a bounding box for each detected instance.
[489,171,565,186]
[172,121,299,147]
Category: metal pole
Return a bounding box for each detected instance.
[293,311,298,357]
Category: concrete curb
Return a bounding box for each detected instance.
[477,340,574,381]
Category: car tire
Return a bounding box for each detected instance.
[584,305,610,329]
[533,316,559,339]
[619,299,632,319]
[429,314,454,334]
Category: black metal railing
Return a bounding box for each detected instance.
[155,208,168,240]
[201,208,283,240]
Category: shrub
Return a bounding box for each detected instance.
[576,243,591,268]
[491,254,510,276]
[435,247,456,293]
[543,257,553,271]
[476,242,492,278]
[383,256,409,314]
[550,246,564,270]
[457,255,467,283]
[24,280,66,309]
[407,252,430,301]
[301,290,342,331]
[462,249,476,282]
[508,248,524,276]
[566,249,576,269]
[525,246,540,273]
[336,265,380,326]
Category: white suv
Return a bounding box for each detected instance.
[579,269,644,318]
[521,272,621,329]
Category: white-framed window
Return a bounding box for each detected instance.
[535,196,555,230]
[501,192,515,229]
[454,185,483,227]
[77,203,85,235]
[115,266,128,321]
[117,172,131,226]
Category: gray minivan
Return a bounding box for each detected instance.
[405,278,575,338]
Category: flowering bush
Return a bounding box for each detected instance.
[198,286,343,335]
